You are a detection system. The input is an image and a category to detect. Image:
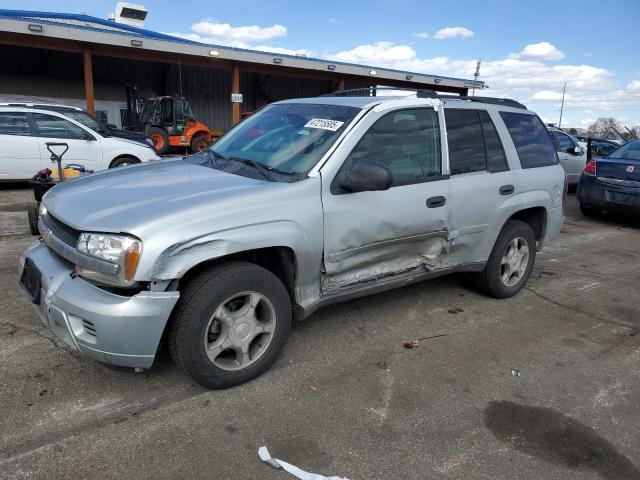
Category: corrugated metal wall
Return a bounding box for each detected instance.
[0,45,371,131]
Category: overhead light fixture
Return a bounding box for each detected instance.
[433,77,442,84]
[131,39,143,47]
[369,70,377,76]
[406,74,413,80]
[209,49,220,57]
[327,64,336,71]
[273,57,283,64]
[28,24,43,32]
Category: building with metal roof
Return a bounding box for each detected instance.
[0,7,484,131]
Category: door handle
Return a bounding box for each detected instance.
[499,185,515,195]
[426,196,446,208]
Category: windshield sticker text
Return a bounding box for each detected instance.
[304,119,345,131]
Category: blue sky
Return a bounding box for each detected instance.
[4,0,640,129]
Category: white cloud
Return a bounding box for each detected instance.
[252,45,312,56]
[413,32,429,39]
[509,42,565,61]
[626,79,640,92]
[584,52,593,57]
[167,21,287,49]
[532,90,570,101]
[329,17,344,24]
[434,27,474,40]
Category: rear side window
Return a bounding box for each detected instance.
[500,112,558,168]
[445,110,486,174]
[0,112,31,136]
[479,111,509,172]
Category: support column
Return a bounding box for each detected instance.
[337,77,345,92]
[231,62,241,126]
[83,46,95,115]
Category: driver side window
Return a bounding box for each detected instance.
[343,108,441,187]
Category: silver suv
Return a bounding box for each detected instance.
[19,92,565,389]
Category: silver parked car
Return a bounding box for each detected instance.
[548,127,587,186]
[19,92,565,389]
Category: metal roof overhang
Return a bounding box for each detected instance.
[0,16,483,93]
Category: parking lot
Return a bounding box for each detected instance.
[1,184,639,479]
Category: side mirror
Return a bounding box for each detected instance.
[83,131,96,141]
[568,146,582,155]
[339,162,393,193]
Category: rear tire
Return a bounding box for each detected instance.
[476,220,536,299]
[27,204,39,235]
[168,262,292,389]
[190,133,209,153]
[580,203,602,217]
[149,127,169,155]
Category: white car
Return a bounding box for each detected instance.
[548,127,587,186]
[0,106,159,181]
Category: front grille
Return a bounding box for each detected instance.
[41,213,80,248]
[82,319,96,337]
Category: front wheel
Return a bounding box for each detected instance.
[476,220,536,299]
[168,262,292,389]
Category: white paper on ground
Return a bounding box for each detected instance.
[258,446,349,480]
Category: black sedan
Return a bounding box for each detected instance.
[577,140,640,217]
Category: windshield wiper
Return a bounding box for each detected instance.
[207,149,226,167]
[228,156,275,182]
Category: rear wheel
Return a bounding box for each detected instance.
[190,133,209,153]
[476,220,536,299]
[580,203,602,217]
[149,127,169,155]
[168,262,292,389]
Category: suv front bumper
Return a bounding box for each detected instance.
[19,240,179,369]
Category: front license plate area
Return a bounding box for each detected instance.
[20,258,42,305]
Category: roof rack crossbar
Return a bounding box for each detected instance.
[320,88,527,109]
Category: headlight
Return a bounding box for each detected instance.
[76,233,142,287]
[145,138,154,147]
[38,203,47,217]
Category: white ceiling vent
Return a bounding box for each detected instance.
[115,2,148,28]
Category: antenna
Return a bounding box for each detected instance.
[558,82,566,128]
[472,59,481,97]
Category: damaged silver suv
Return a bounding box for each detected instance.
[19,91,565,389]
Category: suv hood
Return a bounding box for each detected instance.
[42,159,275,237]
[99,127,152,146]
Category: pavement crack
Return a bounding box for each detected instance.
[524,287,638,331]
[0,320,64,349]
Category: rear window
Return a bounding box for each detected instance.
[500,112,558,168]
[0,111,30,136]
[445,110,486,174]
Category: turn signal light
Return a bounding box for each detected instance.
[124,242,142,282]
[584,160,597,176]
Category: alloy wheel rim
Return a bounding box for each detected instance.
[203,291,277,371]
[500,236,530,287]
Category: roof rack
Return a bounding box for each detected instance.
[320,87,439,97]
[321,88,527,110]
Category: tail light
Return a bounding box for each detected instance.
[584,160,597,176]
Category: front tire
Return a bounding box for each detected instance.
[27,204,39,235]
[477,220,536,299]
[190,133,209,153]
[109,156,139,168]
[149,127,169,155]
[168,262,292,389]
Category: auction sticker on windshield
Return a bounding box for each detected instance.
[304,119,345,131]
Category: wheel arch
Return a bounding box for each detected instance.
[503,206,547,242]
[108,154,141,169]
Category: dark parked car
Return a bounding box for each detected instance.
[577,140,640,217]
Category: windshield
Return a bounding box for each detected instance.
[61,110,100,130]
[607,142,640,160]
[211,103,360,175]
[140,100,157,124]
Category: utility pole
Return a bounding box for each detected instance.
[558,82,566,128]
[472,59,481,96]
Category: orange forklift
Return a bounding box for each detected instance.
[124,85,213,155]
